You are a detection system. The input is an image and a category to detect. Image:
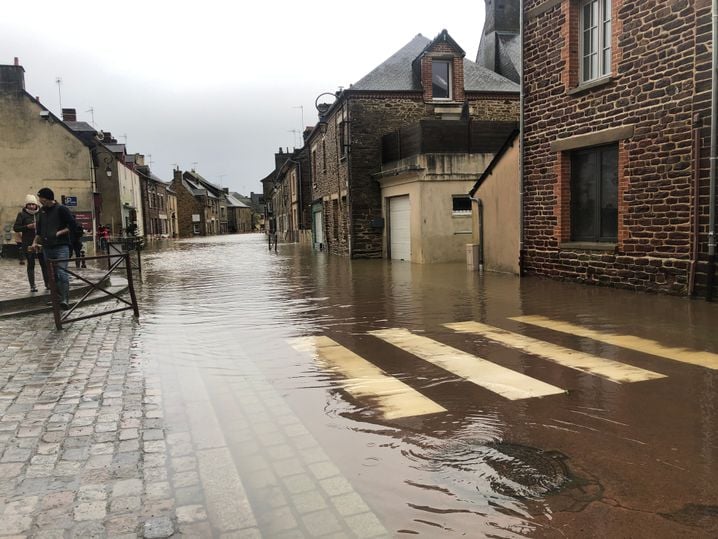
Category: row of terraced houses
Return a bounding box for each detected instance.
[262,0,716,299]
[0,70,256,256]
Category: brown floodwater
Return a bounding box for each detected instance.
[134,233,718,537]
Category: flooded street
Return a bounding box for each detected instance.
[131,233,717,538]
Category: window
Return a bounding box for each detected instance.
[432,60,451,99]
[338,121,348,160]
[580,0,611,82]
[570,144,618,242]
[452,195,472,214]
[311,148,317,187]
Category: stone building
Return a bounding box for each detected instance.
[134,160,174,239]
[272,146,312,244]
[0,60,96,253]
[171,169,221,237]
[306,29,519,258]
[523,0,714,297]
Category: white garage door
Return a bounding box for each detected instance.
[389,195,411,261]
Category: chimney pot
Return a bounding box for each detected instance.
[14,57,19,66]
[62,108,77,122]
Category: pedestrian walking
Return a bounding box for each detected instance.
[13,229,25,265]
[32,188,77,310]
[98,225,110,252]
[69,218,86,269]
[13,194,48,292]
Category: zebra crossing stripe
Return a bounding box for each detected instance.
[368,328,566,401]
[510,315,718,371]
[289,336,446,419]
[444,321,666,383]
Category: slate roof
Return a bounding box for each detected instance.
[105,143,126,154]
[65,121,96,133]
[350,33,518,93]
[225,194,249,208]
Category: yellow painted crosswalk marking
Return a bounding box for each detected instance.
[289,336,446,419]
[511,315,718,371]
[444,321,666,383]
[368,328,566,401]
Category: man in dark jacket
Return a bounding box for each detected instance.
[31,187,76,309]
[13,194,48,292]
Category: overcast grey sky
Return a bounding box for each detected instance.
[2,1,487,195]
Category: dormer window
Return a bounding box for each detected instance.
[432,60,451,99]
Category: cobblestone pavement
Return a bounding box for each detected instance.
[0,257,102,303]
[0,273,388,537]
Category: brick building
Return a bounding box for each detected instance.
[306,29,519,258]
[523,0,715,297]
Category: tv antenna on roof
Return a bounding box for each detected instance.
[86,107,95,127]
[55,77,63,111]
[288,129,300,148]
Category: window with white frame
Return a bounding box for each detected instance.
[580,0,611,83]
[432,60,451,99]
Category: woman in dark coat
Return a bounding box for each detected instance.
[13,195,49,292]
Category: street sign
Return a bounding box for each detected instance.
[64,196,78,206]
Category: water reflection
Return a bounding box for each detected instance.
[133,234,718,537]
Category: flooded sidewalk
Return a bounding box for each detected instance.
[0,233,717,537]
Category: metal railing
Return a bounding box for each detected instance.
[106,237,142,273]
[47,252,139,330]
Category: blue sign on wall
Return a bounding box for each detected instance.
[64,196,77,207]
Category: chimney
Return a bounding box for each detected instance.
[0,60,26,94]
[103,131,113,143]
[62,108,77,122]
[173,169,183,182]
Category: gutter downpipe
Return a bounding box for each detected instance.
[519,0,526,276]
[708,0,718,300]
[689,114,702,296]
[469,195,484,272]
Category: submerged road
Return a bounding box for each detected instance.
[0,233,716,537]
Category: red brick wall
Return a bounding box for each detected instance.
[523,0,711,295]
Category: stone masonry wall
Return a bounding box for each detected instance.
[523,0,712,295]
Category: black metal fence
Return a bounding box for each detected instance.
[46,252,139,330]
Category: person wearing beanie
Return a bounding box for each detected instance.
[13,194,48,293]
[32,188,77,309]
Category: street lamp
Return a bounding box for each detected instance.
[314,92,336,134]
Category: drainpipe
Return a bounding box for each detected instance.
[708,0,718,300]
[470,195,484,272]
[689,114,702,296]
[519,0,526,276]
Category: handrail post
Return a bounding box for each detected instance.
[124,253,140,318]
[47,259,62,330]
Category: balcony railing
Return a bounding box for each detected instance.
[381,120,518,164]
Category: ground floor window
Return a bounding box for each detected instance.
[571,144,618,242]
[452,195,472,214]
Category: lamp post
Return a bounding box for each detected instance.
[314,92,336,135]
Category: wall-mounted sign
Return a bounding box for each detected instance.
[64,196,78,207]
[73,211,93,235]
[192,214,201,222]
